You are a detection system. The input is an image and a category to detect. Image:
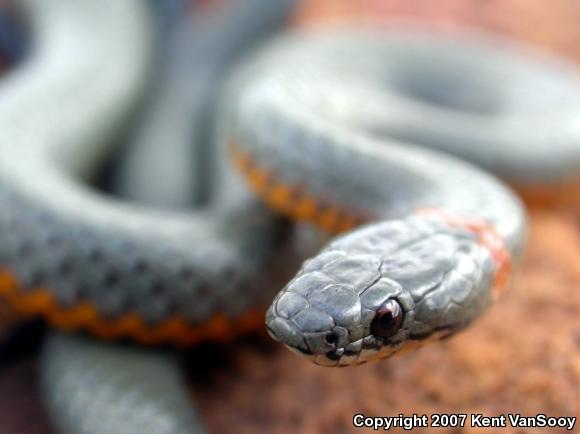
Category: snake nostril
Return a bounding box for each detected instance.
[324,332,338,345]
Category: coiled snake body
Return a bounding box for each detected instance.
[2,0,580,432]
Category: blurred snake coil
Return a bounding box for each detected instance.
[1,0,580,433]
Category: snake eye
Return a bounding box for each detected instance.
[371,300,403,338]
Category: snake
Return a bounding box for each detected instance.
[1,0,580,432]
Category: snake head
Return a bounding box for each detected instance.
[266,216,499,366]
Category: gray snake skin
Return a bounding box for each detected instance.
[1,0,580,433]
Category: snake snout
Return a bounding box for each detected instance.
[266,288,346,359]
[265,310,312,355]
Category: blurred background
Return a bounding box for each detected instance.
[0,0,579,433]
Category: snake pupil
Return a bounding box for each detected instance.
[372,300,403,338]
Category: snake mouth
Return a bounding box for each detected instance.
[266,324,311,355]
[265,317,315,356]
[265,324,280,342]
[267,320,372,366]
[287,344,314,356]
[267,320,339,358]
